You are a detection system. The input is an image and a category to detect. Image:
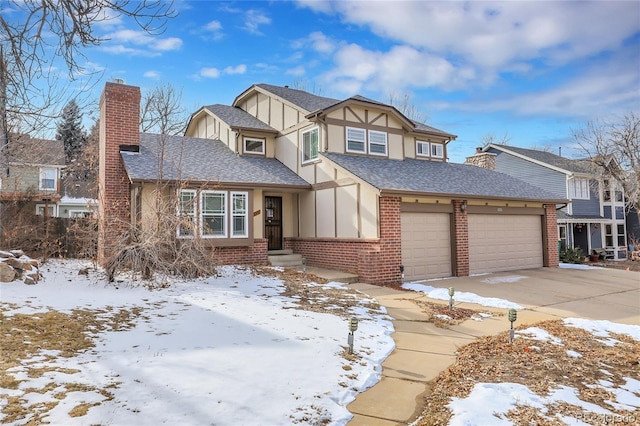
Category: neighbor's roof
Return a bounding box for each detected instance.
[322,152,567,202]
[488,144,594,174]
[6,134,65,166]
[204,104,277,132]
[557,212,605,221]
[121,133,310,188]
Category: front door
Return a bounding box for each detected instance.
[265,196,282,250]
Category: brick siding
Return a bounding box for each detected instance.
[214,239,269,265]
[544,204,560,267]
[452,200,469,276]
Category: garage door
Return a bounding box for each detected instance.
[468,214,543,274]
[401,212,452,281]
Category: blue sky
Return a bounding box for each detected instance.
[27,1,640,162]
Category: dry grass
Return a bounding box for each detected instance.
[417,320,640,425]
[0,304,141,424]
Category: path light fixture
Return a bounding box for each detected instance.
[399,264,405,285]
[448,287,455,311]
[348,316,359,354]
[302,257,307,276]
[508,308,517,344]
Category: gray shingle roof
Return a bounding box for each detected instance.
[557,211,604,220]
[323,152,566,202]
[255,84,340,112]
[204,104,277,132]
[121,133,310,188]
[491,144,593,174]
[7,135,65,166]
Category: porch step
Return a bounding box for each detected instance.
[267,249,293,256]
[268,253,303,268]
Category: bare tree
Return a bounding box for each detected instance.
[481,132,511,147]
[573,112,640,212]
[387,91,427,123]
[140,83,188,135]
[0,1,176,137]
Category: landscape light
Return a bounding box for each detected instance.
[508,308,517,344]
[448,287,455,311]
[348,317,359,354]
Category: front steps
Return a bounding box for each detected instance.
[267,250,359,283]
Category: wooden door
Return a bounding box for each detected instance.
[265,196,282,250]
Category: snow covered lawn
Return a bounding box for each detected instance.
[0,260,395,425]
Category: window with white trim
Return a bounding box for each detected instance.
[178,190,197,237]
[302,127,319,163]
[431,143,444,158]
[368,130,387,155]
[416,141,430,157]
[231,192,248,237]
[570,177,590,200]
[617,224,626,247]
[39,168,56,190]
[346,127,366,153]
[35,204,55,217]
[605,224,613,247]
[201,191,227,237]
[244,137,265,155]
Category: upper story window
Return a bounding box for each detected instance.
[416,141,430,157]
[243,137,265,155]
[39,168,57,190]
[431,143,444,159]
[368,130,387,156]
[346,127,366,153]
[346,127,387,156]
[302,127,319,164]
[569,177,590,200]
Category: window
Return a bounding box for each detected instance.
[302,127,319,163]
[431,143,444,158]
[368,130,387,155]
[231,192,248,237]
[177,189,250,239]
[570,177,590,200]
[201,191,226,237]
[244,137,265,155]
[617,224,626,247]
[558,225,567,251]
[39,168,56,190]
[416,141,429,157]
[35,204,55,216]
[178,190,197,237]
[346,127,366,153]
[605,224,613,247]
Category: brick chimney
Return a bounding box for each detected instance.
[465,147,496,170]
[98,81,140,264]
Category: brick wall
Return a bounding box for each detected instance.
[452,200,469,276]
[285,237,380,273]
[215,239,269,265]
[544,204,559,267]
[98,82,140,264]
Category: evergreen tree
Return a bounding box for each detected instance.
[56,99,86,163]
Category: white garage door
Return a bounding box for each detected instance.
[468,214,543,274]
[401,212,452,281]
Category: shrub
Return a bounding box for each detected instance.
[560,247,584,264]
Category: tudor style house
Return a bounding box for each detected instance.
[98,81,565,285]
[466,144,629,260]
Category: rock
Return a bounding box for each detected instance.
[10,249,25,258]
[0,250,14,259]
[0,262,16,282]
[24,275,36,285]
[25,271,39,284]
[5,257,26,270]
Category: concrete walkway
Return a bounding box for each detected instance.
[340,267,640,425]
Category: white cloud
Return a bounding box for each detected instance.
[144,70,161,79]
[152,37,183,51]
[308,31,336,54]
[286,66,306,77]
[205,20,222,31]
[102,29,182,55]
[200,67,221,78]
[223,64,247,75]
[243,9,271,35]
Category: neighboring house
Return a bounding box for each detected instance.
[98,81,566,285]
[467,144,629,260]
[0,134,65,217]
[59,178,98,218]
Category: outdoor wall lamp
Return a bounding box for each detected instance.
[348,316,359,354]
[399,264,405,285]
[460,200,467,213]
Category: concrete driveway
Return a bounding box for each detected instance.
[414,265,639,325]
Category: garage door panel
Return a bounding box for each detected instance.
[468,214,543,274]
[401,212,452,281]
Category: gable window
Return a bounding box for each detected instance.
[431,143,444,159]
[231,192,248,237]
[346,127,366,153]
[178,190,197,237]
[244,137,265,155]
[302,127,319,163]
[570,177,590,200]
[368,130,387,156]
[416,141,430,157]
[202,191,227,237]
[39,168,57,190]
